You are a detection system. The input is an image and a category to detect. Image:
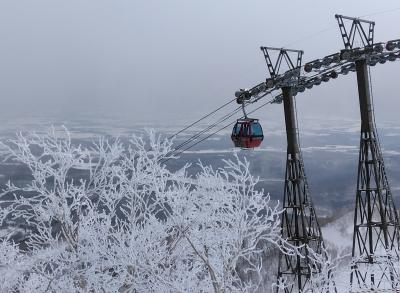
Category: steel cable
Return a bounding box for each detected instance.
[162,105,243,158]
[167,97,237,140]
[160,97,275,164]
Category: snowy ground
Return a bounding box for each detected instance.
[322,211,354,251]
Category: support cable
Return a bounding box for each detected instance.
[167,97,237,140]
[160,98,275,164]
[283,7,400,49]
[163,105,243,158]
[146,98,240,160]
[359,7,400,18]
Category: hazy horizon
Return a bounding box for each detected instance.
[0,1,399,127]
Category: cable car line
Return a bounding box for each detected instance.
[170,105,242,151]
[163,105,243,159]
[160,37,400,163]
[359,6,400,18]
[166,97,237,140]
[160,97,275,164]
[165,48,370,158]
[175,98,274,157]
[167,94,272,159]
[162,8,400,152]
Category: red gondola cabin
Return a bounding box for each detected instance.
[231,118,264,148]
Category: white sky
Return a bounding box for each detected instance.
[0,0,399,126]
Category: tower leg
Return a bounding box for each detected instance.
[276,87,326,293]
[350,59,400,290]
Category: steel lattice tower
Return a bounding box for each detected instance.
[279,86,326,293]
[351,57,400,289]
[260,47,327,293]
[334,15,400,289]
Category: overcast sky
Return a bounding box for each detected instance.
[0,0,399,126]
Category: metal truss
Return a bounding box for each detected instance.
[332,15,400,290]
[260,47,303,78]
[277,122,326,292]
[258,48,329,293]
[350,58,400,290]
[260,47,303,88]
[351,129,400,288]
[335,14,375,50]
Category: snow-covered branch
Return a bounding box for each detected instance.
[0,128,298,292]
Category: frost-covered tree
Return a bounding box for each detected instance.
[0,129,297,293]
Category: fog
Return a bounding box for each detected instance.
[0,0,399,127]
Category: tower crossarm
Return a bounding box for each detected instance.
[236,38,400,106]
[335,14,375,50]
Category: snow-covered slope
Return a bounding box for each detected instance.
[321,211,354,251]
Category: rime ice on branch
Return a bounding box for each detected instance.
[0,129,298,293]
